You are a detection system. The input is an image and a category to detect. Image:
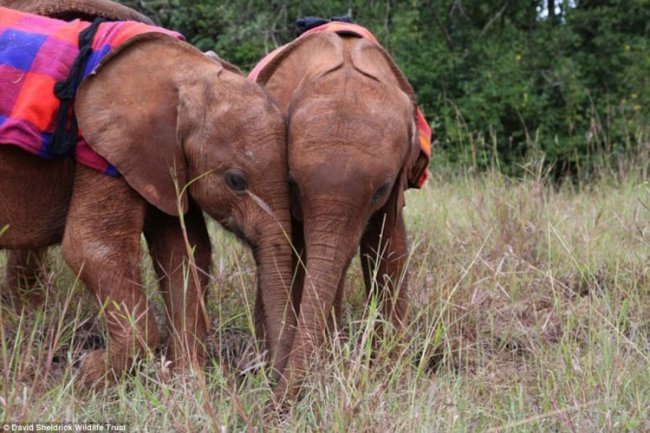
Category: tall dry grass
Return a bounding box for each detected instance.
[1,167,648,432]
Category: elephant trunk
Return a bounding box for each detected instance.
[253,205,296,376]
[280,214,361,392]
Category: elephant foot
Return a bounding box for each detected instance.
[263,394,292,424]
[78,349,111,388]
[0,287,44,312]
[78,348,138,388]
[165,336,207,375]
[168,352,203,373]
[264,374,301,420]
[21,292,45,307]
[1,290,25,312]
[206,326,265,377]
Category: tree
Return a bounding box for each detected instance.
[118,0,649,178]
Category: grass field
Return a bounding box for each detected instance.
[1,168,648,432]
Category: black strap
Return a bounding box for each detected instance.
[51,17,105,156]
[296,16,352,37]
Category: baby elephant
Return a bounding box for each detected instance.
[250,21,432,401]
[0,8,293,384]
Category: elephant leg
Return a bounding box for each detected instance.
[143,202,211,370]
[360,211,410,333]
[62,166,158,385]
[0,147,74,309]
[4,248,48,307]
[280,218,306,373]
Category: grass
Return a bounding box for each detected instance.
[1,168,648,432]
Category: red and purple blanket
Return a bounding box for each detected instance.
[249,21,431,188]
[0,7,183,175]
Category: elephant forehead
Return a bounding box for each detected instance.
[193,90,285,153]
[289,71,412,128]
[291,167,392,208]
[289,143,397,190]
[288,103,408,152]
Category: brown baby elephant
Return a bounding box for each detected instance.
[250,22,431,401]
[0,0,153,310]
[0,8,294,385]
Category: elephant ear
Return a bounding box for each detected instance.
[1,0,154,23]
[347,39,423,220]
[385,120,421,226]
[349,38,417,103]
[255,32,344,113]
[349,39,426,189]
[76,33,218,216]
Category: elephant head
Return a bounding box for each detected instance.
[254,32,424,395]
[72,33,294,373]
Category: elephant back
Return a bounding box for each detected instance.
[0,0,154,24]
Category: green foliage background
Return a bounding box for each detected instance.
[120,0,648,178]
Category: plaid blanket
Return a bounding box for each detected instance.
[249,22,431,188]
[0,7,183,175]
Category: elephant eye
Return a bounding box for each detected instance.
[224,169,248,192]
[371,180,392,204]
